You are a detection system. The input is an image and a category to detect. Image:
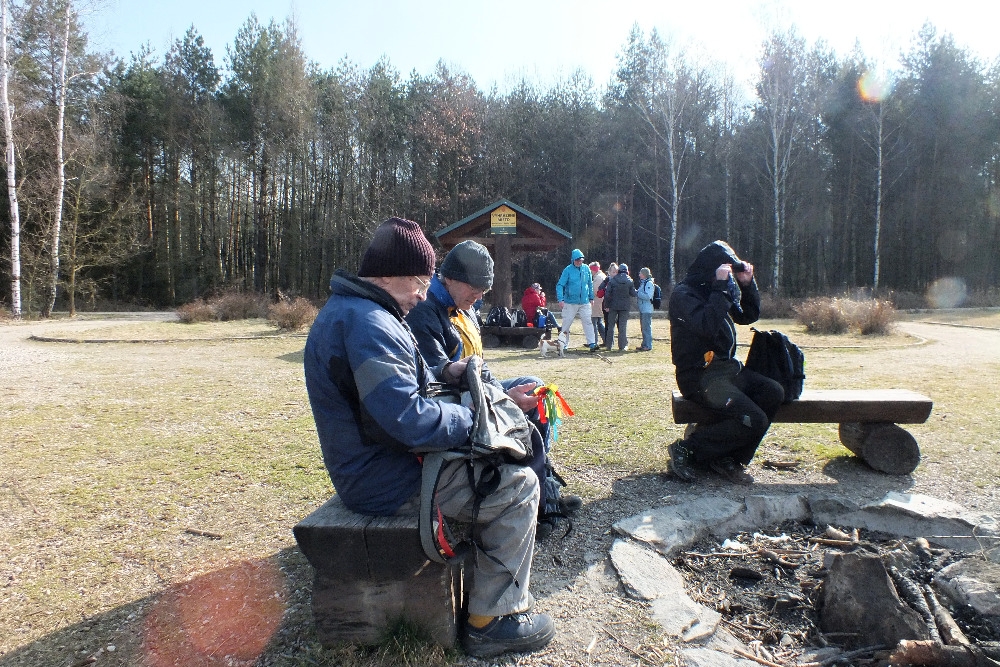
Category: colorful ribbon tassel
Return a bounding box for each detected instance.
[533,384,574,443]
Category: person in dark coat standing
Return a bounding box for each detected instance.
[604,263,636,351]
[666,241,784,485]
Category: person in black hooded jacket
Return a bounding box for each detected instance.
[666,241,784,484]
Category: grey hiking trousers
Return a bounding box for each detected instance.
[405,459,539,617]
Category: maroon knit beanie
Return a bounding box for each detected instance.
[357,217,436,278]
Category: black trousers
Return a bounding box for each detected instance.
[683,368,784,465]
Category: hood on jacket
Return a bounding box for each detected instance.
[683,241,743,285]
[571,248,585,261]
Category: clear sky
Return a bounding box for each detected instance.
[84,0,999,92]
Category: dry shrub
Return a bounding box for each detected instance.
[856,299,897,335]
[268,297,318,331]
[965,288,1000,308]
[176,299,216,323]
[885,290,926,311]
[759,291,797,319]
[794,297,851,334]
[212,291,269,321]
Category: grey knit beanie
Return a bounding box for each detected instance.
[439,240,494,290]
[358,217,436,278]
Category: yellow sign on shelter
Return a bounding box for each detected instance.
[490,205,517,235]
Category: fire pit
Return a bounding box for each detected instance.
[611,492,1000,666]
[675,521,1000,665]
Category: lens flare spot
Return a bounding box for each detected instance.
[858,71,893,103]
[927,277,967,309]
[143,559,287,666]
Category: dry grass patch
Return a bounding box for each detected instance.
[2,311,999,666]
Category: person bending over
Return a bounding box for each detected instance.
[407,240,582,539]
[303,219,554,657]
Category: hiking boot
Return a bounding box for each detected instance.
[558,494,583,513]
[709,457,754,485]
[462,612,556,658]
[587,343,598,352]
[667,439,698,482]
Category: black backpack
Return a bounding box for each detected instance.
[512,308,528,327]
[745,328,805,403]
[652,284,662,310]
[485,305,514,327]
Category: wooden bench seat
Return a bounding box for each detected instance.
[293,496,462,647]
[671,389,934,475]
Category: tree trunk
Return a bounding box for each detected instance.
[873,101,885,292]
[43,5,71,318]
[1,0,21,318]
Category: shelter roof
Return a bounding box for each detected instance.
[434,199,571,252]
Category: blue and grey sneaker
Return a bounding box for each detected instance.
[462,612,556,658]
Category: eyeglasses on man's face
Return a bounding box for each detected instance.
[412,275,431,296]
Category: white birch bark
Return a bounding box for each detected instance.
[1,0,20,318]
[43,2,70,317]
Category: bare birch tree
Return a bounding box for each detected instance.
[1,0,20,317]
[40,1,69,316]
[857,69,905,293]
[756,30,808,293]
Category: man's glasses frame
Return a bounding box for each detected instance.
[413,275,431,296]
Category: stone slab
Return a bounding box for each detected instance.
[833,492,1000,551]
[934,558,1000,617]
[613,497,744,556]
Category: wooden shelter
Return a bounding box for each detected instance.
[434,200,571,307]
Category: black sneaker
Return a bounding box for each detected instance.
[558,494,583,513]
[462,612,556,658]
[709,457,754,485]
[667,439,698,482]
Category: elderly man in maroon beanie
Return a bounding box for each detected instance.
[303,218,554,658]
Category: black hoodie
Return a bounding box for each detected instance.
[668,241,761,395]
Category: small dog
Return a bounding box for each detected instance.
[538,335,566,358]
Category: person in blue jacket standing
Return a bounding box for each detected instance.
[555,248,597,350]
[635,267,655,351]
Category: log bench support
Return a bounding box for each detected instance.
[293,496,463,647]
[671,389,933,475]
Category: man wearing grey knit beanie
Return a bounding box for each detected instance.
[304,220,554,658]
[408,240,583,542]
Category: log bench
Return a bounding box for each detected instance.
[671,389,934,475]
[293,496,463,647]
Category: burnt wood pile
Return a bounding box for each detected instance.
[674,521,1000,666]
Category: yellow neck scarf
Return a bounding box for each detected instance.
[450,309,483,358]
